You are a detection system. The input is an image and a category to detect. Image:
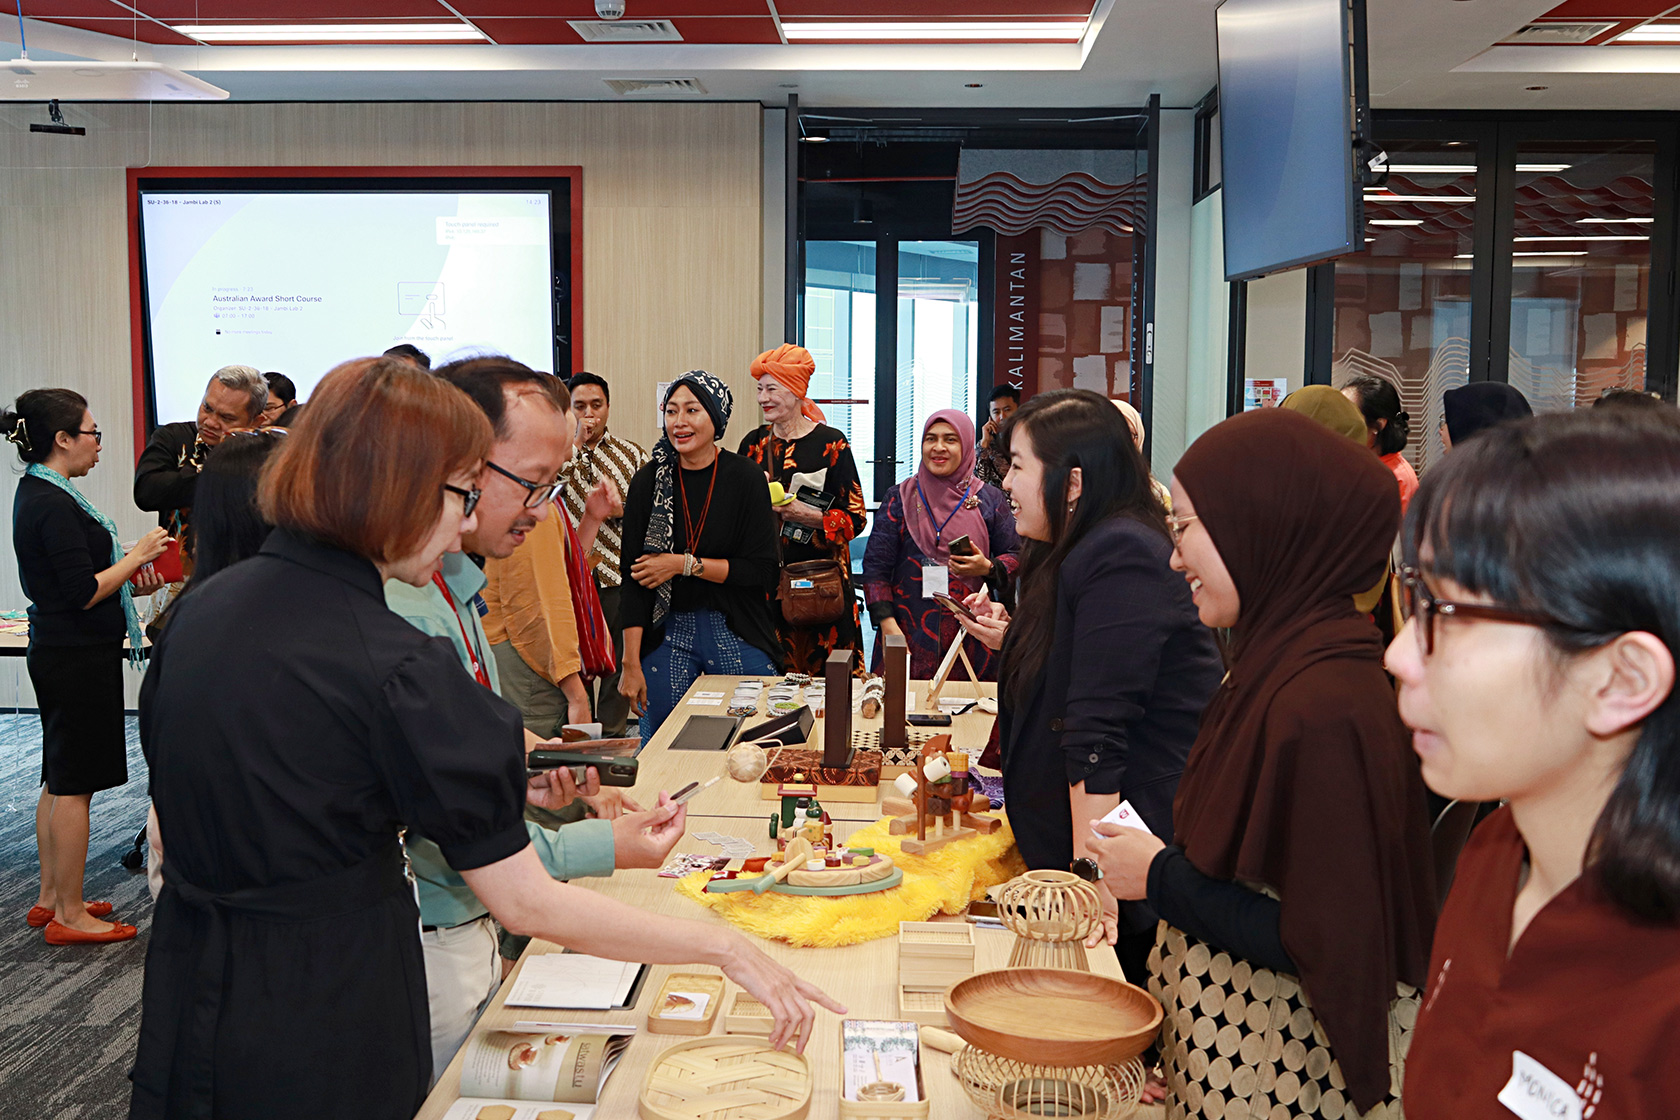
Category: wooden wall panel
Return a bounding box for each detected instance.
[0,102,765,634]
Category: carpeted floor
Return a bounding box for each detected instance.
[0,713,152,1118]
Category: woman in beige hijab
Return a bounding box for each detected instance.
[1112,398,1173,511]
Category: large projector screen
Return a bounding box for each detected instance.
[129,168,578,432]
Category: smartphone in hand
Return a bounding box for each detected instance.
[932,592,976,621]
[949,534,977,556]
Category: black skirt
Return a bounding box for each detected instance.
[29,640,128,795]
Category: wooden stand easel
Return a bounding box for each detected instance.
[923,629,978,712]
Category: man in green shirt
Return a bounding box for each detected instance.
[385,360,684,1081]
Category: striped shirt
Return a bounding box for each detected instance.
[558,429,649,588]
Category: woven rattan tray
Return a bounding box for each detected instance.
[638,1037,813,1120]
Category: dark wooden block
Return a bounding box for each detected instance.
[822,647,854,769]
[882,632,909,749]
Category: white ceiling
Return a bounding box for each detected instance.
[4,0,1680,110]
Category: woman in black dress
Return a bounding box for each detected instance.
[6,389,169,945]
[738,345,868,674]
[133,358,839,1120]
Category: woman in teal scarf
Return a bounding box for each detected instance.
[6,389,170,945]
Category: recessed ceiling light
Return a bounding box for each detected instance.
[1612,22,1680,43]
[1515,235,1649,242]
[1369,219,1425,226]
[171,22,487,42]
[1579,216,1653,223]
[1364,193,1476,203]
[781,21,1086,42]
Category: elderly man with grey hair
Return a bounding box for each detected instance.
[134,364,268,532]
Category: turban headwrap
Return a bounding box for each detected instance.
[750,344,826,425]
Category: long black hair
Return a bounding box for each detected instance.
[1404,409,1680,922]
[188,432,285,583]
[2,389,87,465]
[998,390,1168,705]
[1342,375,1410,456]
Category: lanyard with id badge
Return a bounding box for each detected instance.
[918,476,974,602]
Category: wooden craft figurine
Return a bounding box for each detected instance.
[886,736,1001,855]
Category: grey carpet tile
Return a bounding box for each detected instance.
[0,715,152,1118]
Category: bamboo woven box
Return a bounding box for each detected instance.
[638,1037,812,1120]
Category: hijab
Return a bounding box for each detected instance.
[750,344,825,425]
[1443,382,1532,445]
[642,371,735,628]
[1170,408,1436,1113]
[1280,385,1368,444]
[899,409,990,565]
[1112,398,1172,511]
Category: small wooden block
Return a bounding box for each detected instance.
[725,990,775,1036]
[960,812,1002,835]
[881,795,915,818]
[898,921,976,959]
[647,972,725,1036]
[898,827,975,856]
[897,985,950,1027]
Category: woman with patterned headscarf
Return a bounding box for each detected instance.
[619,371,785,744]
[738,344,868,676]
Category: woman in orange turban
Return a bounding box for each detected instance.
[738,344,868,675]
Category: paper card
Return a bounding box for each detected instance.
[444,1099,592,1120]
[1497,1051,1583,1120]
[1093,800,1153,838]
[688,698,723,707]
[694,691,726,698]
[656,991,712,1021]
[921,564,949,599]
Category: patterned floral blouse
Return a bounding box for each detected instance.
[860,483,1021,680]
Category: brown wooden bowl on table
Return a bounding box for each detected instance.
[943,968,1163,1067]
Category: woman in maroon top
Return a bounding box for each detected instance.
[1388,409,1680,1120]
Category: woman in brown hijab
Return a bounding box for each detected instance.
[1088,408,1436,1119]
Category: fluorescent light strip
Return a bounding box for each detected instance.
[172,22,487,42]
[1580,216,1653,224]
[1368,219,1425,226]
[1613,22,1680,43]
[1365,193,1476,203]
[1385,163,1570,174]
[1515,235,1649,242]
[1456,251,1588,258]
[781,21,1086,41]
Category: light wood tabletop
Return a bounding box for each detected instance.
[413,675,1129,1120]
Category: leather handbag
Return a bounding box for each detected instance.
[777,559,848,628]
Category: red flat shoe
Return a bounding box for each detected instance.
[26,901,113,927]
[43,919,137,945]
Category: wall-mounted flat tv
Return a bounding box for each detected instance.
[1216,0,1363,282]
[128,166,579,442]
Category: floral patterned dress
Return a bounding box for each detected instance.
[861,484,1021,680]
[737,423,869,676]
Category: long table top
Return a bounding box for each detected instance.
[414,675,1122,1120]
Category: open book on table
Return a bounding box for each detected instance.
[442,1027,634,1120]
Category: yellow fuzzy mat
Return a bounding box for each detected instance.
[673,815,1025,948]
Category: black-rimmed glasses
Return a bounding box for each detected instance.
[442,483,482,518]
[486,461,563,509]
[1398,566,1567,656]
[77,428,102,446]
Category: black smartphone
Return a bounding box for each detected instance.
[906,712,953,727]
[526,751,639,786]
[931,592,976,621]
[949,534,977,556]
[966,900,1001,920]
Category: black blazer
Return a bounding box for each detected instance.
[999,515,1224,873]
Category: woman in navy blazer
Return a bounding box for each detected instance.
[960,390,1223,983]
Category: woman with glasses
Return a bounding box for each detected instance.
[619,372,784,744]
[1086,408,1437,1119]
[955,389,1221,989]
[5,389,170,946]
[133,359,839,1119]
[1389,410,1680,1118]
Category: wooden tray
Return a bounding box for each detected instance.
[944,968,1162,1066]
[896,986,949,1027]
[639,1037,812,1120]
[724,990,775,1036]
[898,921,975,960]
[704,866,903,897]
[647,972,725,1035]
[898,964,971,989]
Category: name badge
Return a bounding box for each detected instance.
[791,579,814,590]
[1498,1051,1582,1120]
[922,563,950,599]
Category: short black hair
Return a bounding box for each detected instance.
[1594,388,1671,413]
[384,343,431,369]
[264,371,297,407]
[435,356,568,440]
[988,384,1021,405]
[569,371,610,403]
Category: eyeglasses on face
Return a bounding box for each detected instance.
[1397,566,1568,656]
[442,482,482,518]
[76,429,101,446]
[485,461,563,508]
[1166,513,1200,545]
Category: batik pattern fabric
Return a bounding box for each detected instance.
[559,430,649,590]
[1149,923,1416,1120]
[738,423,869,675]
[643,371,733,630]
[860,483,1020,680]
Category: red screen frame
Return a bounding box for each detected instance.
[125,164,584,458]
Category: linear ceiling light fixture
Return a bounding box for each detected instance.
[1612,22,1680,43]
[1580,216,1653,223]
[1368,219,1426,226]
[781,21,1087,41]
[1457,251,1588,258]
[1364,193,1476,203]
[171,23,488,43]
[1515,235,1649,242]
[1385,163,1570,175]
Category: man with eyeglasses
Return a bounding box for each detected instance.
[133,364,268,532]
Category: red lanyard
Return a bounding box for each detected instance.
[679,457,720,554]
[431,571,491,689]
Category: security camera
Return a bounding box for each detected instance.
[29,100,85,137]
[594,0,625,18]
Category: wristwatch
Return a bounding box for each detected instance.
[693,555,706,577]
[1070,857,1102,882]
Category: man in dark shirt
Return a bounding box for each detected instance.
[976,384,1019,488]
[133,365,268,531]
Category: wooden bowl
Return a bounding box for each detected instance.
[944,968,1162,1067]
